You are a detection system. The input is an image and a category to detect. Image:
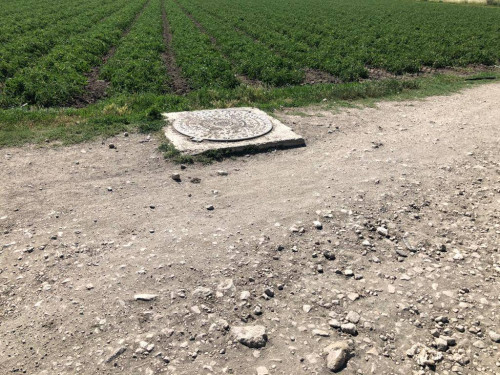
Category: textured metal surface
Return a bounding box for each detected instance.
[173,108,273,142]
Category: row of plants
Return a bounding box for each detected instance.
[1,0,148,107]
[163,0,239,89]
[186,0,500,79]
[176,0,305,86]
[100,0,169,94]
[0,0,126,82]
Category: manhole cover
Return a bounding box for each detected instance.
[173,108,273,142]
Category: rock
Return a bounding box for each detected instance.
[206,205,214,211]
[312,329,330,337]
[376,226,388,236]
[264,288,274,298]
[346,311,360,324]
[489,330,500,343]
[387,285,396,294]
[323,341,351,372]
[340,323,357,335]
[435,337,448,351]
[231,325,267,348]
[240,291,251,300]
[217,170,228,176]
[347,293,359,301]
[303,304,312,313]
[192,287,213,299]
[473,340,486,349]
[105,346,126,363]
[109,143,116,149]
[313,221,323,229]
[134,294,158,301]
[408,344,443,367]
[256,366,269,375]
[323,251,336,261]
[171,173,181,182]
[344,269,354,277]
[328,319,341,329]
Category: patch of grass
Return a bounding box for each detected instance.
[0,71,498,149]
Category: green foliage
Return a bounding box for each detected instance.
[0,0,499,112]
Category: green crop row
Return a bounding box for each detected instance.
[101,0,168,94]
[0,0,128,82]
[164,0,238,89]
[185,0,500,79]
[176,0,305,86]
[1,0,148,107]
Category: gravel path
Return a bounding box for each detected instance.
[1,82,499,374]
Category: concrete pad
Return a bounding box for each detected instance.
[163,107,305,155]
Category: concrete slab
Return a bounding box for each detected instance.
[163,107,305,155]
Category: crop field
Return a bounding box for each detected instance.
[0,0,499,110]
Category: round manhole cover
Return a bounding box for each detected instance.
[173,108,273,142]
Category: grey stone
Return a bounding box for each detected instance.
[105,346,126,363]
[231,325,268,348]
[489,330,500,343]
[134,294,158,301]
[323,341,351,372]
[341,323,357,336]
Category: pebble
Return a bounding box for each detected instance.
[323,341,351,372]
[231,325,268,348]
[171,173,181,182]
[134,294,158,301]
[489,330,500,343]
[313,221,323,229]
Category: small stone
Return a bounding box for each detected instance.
[303,304,312,313]
[473,340,486,349]
[324,341,351,372]
[376,226,388,236]
[313,221,323,230]
[340,323,357,335]
[344,269,354,277]
[217,170,228,176]
[323,251,336,261]
[192,287,212,299]
[109,143,116,149]
[240,291,251,300]
[231,325,267,348]
[312,329,330,337]
[435,337,448,352]
[256,366,269,375]
[328,319,341,329]
[264,288,275,298]
[134,294,158,301]
[206,205,214,211]
[347,293,359,301]
[105,346,126,363]
[346,311,360,324]
[171,173,181,182]
[489,331,500,343]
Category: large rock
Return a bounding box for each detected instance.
[231,325,267,348]
[323,341,351,372]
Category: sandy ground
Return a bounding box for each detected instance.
[1,82,499,375]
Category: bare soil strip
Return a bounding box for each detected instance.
[72,0,151,107]
[161,1,190,94]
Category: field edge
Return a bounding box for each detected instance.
[0,71,498,149]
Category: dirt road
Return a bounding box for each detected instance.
[1,83,499,375]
